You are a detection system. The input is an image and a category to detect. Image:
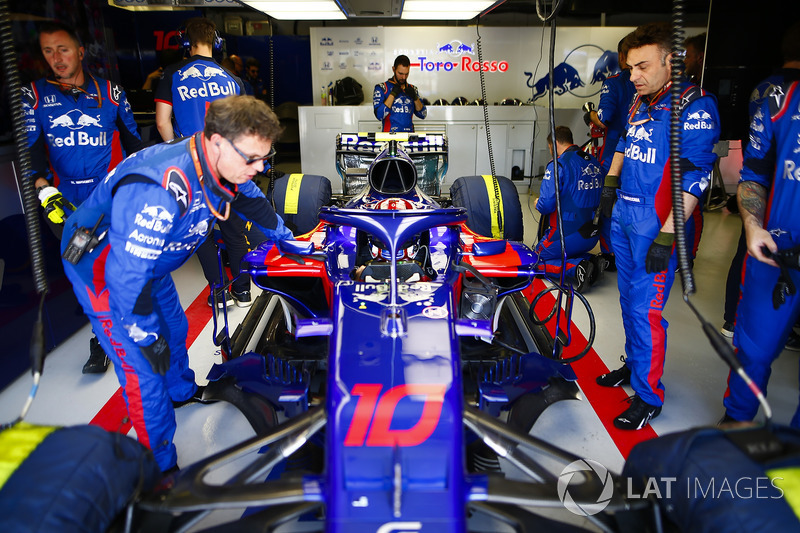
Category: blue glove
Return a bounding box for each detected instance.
[646,231,674,273]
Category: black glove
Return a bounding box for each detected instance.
[645,231,674,274]
[140,335,170,375]
[583,111,592,126]
[582,101,595,113]
[389,83,402,98]
[599,174,619,219]
[403,83,419,101]
[38,186,76,224]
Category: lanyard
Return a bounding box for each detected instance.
[46,74,103,108]
[190,135,230,221]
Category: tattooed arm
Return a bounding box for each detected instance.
[737,180,778,266]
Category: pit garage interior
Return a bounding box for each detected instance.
[1,1,800,532]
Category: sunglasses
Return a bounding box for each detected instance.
[225,137,275,165]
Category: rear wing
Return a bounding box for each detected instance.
[335,132,448,196]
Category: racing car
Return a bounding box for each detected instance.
[134,134,644,532]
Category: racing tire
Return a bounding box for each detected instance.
[450,175,523,241]
[269,174,332,236]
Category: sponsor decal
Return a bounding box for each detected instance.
[625,144,657,165]
[176,80,238,101]
[134,203,173,233]
[784,160,800,180]
[162,167,191,215]
[49,109,102,130]
[124,241,161,260]
[436,40,476,57]
[650,272,667,308]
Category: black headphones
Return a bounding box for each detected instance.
[177,26,224,51]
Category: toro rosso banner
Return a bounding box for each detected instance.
[310,26,700,108]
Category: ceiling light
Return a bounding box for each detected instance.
[241,0,346,20]
[401,0,500,20]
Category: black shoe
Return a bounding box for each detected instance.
[600,252,616,272]
[573,259,594,293]
[172,386,216,409]
[720,321,734,338]
[596,356,631,387]
[785,330,800,352]
[83,337,110,374]
[589,254,605,286]
[231,289,252,308]
[207,289,234,309]
[613,395,662,430]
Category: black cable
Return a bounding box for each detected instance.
[0,1,47,295]
[670,0,694,297]
[267,27,277,209]
[476,20,502,235]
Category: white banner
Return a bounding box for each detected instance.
[309,26,701,108]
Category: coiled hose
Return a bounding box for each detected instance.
[0,0,47,423]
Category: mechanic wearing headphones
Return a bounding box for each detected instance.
[24,21,145,374]
[61,95,292,472]
[373,54,427,132]
[155,17,255,309]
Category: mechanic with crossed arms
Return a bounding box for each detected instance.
[373,54,427,133]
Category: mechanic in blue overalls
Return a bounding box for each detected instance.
[156,17,255,309]
[373,54,427,133]
[534,126,603,292]
[721,25,800,424]
[586,36,636,271]
[62,96,292,472]
[24,21,145,374]
[595,22,720,430]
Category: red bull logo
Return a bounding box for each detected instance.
[650,272,667,309]
[526,62,585,101]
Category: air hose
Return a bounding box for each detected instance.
[669,0,771,421]
[475,20,502,236]
[0,0,48,425]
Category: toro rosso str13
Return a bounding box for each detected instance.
[136,135,645,532]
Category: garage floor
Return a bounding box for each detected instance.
[2,192,797,530]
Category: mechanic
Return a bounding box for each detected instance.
[61,95,292,472]
[245,57,268,101]
[156,17,254,309]
[373,54,427,133]
[720,24,800,345]
[24,21,145,374]
[721,21,800,426]
[683,32,706,84]
[586,35,635,272]
[534,126,603,293]
[228,54,253,95]
[595,22,720,430]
